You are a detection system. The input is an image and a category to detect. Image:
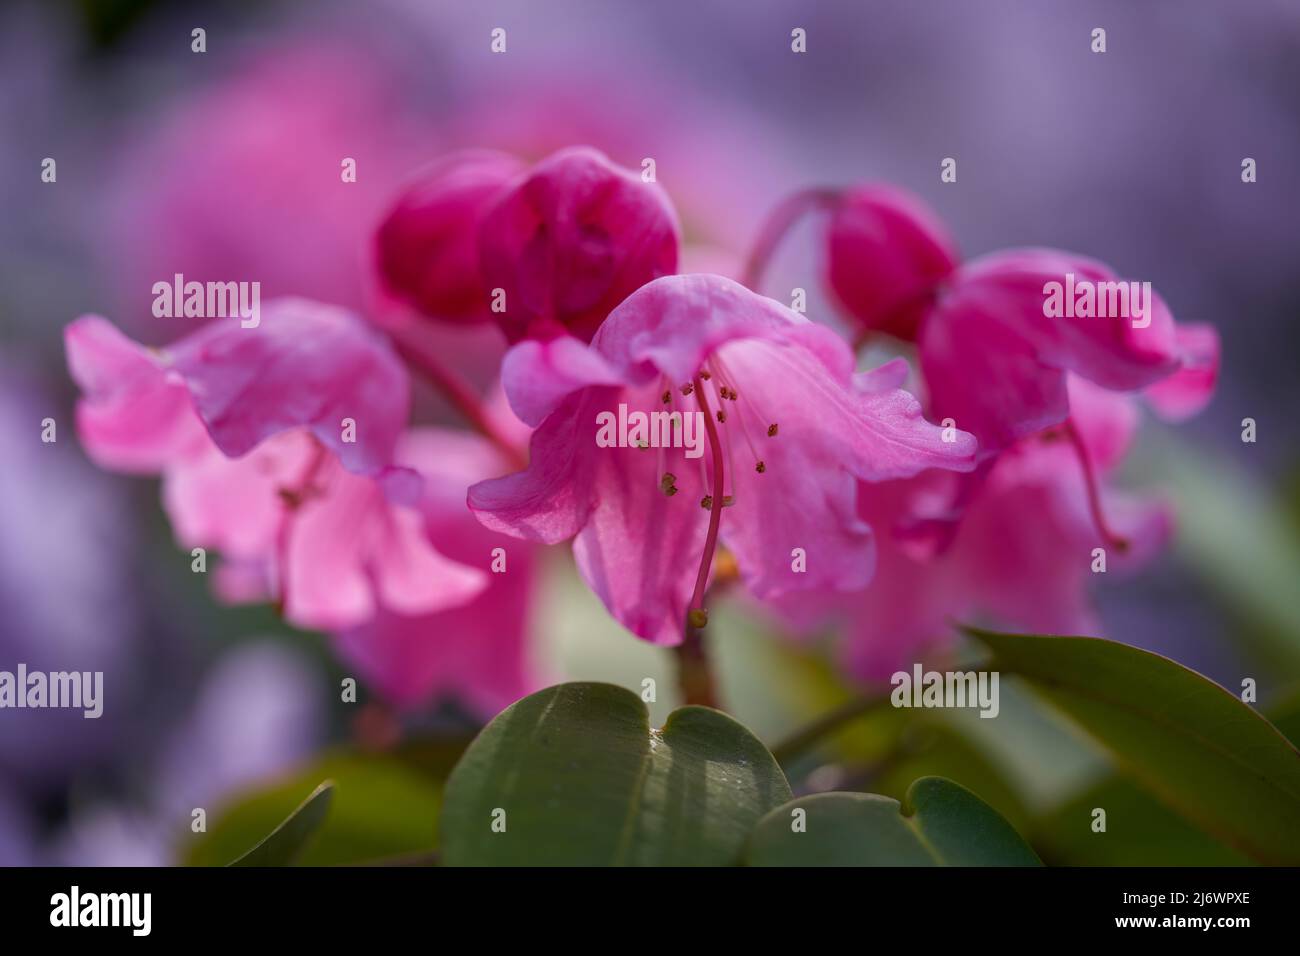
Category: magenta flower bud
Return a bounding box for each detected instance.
[825,185,958,341]
[375,150,525,323]
[478,146,680,344]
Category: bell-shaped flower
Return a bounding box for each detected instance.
[469,274,976,645]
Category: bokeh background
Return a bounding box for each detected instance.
[2,0,1298,865]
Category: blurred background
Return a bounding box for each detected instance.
[1,0,1298,865]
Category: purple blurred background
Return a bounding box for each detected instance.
[2,0,1298,864]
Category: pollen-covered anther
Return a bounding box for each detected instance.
[716,409,727,423]
[660,472,678,496]
[688,608,709,629]
[723,495,734,507]
[699,370,711,381]
[680,383,694,396]
[755,461,766,473]
[767,423,779,437]
[661,390,672,404]
[700,495,713,509]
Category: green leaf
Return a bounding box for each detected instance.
[187,740,463,867]
[1033,775,1250,866]
[745,777,1041,866]
[229,781,333,867]
[440,682,792,865]
[967,628,1300,864]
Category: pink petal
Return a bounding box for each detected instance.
[284,457,486,630]
[571,386,709,646]
[64,316,208,472]
[1144,322,1220,422]
[500,335,624,427]
[334,426,542,715]
[168,298,410,475]
[468,390,600,544]
[921,249,1182,455]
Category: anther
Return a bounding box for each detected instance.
[700,495,713,509]
[717,409,727,423]
[661,390,672,404]
[699,370,711,381]
[767,423,779,437]
[755,461,766,473]
[688,608,709,629]
[660,472,678,496]
[680,383,694,396]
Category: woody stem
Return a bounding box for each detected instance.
[742,187,841,292]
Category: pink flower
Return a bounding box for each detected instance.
[64,300,486,632]
[332,428,542,717]
[795,378,1173,680]
[825,185,959,340]
[918,248,1189,456]
[821,188,1218,458]
[478,146,680,345]
[374,150,526,324]
[470,273,977,645]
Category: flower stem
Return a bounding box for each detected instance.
[674,618,719,709]
[1063,418,1129,553]
[389,329,526,470]
[742,187,841,292]
[769,692,892,766]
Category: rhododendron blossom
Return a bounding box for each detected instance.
[792,378,1175,679]
[819,186,1219,458]
[470,273,977,645]
[63,300,494,654]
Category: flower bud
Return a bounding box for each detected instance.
[478,146,679,343]
[375,150,525,323]
[825,185,958,340]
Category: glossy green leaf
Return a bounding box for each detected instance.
[440,682,792,865]
[229,781,333,867]
[968,628,1300,864]
[745,777,1041,866]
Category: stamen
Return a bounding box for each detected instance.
[661,389,671,404]
[680,383,694,396]
[755,461,766,473]
[660,472,679,497]
[688,374,726,630]
[1064,419,1129,553]
[700,495,713,509]
[768,423,779,437]
[716,409,727,423]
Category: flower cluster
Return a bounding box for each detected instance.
[65,147,1218,708]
